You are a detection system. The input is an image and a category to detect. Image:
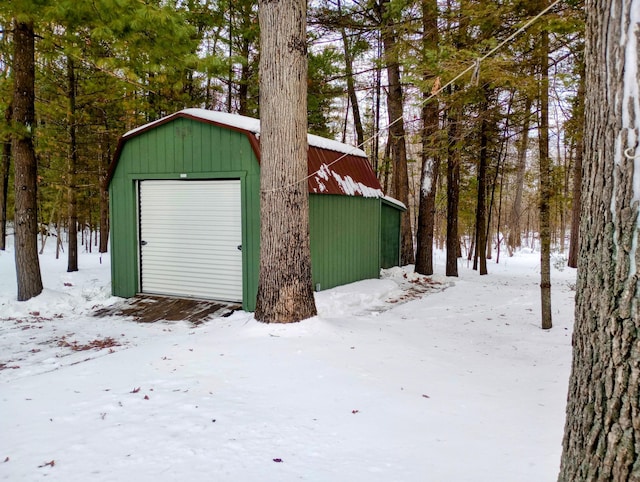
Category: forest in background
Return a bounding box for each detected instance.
[0,0,584,269]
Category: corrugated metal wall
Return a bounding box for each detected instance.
[110,116,398,312]
[380,200,402,269]
[309,194,381,291]
[109,118,261,309]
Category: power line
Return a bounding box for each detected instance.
[262,0,565,194]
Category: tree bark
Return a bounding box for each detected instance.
[67,56,78,272]
[538,13,552,330]
[474,95,489,275]
[336,0,365,148]
[379,0,414,266]
[0,102,10,251]
[558,0,640,478]
[446,99,460,277]
[415,0,439,276]
[12,19,43,301]
[508,96,532,253]
[254,0,317,323]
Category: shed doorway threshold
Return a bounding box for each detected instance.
[94,295,241,324]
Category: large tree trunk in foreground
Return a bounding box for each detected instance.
[254,0,317,323]
[558,0,640,478]
[12,19,43,301]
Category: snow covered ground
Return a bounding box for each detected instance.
[0,239,576,481]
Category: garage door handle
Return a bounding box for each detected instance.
[141,240,148,246]
[237,245,242,251]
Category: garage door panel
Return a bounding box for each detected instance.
[139,180,242,302]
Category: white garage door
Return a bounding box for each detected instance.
[139,179,242,301]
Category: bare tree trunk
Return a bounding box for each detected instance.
[486,92,513,261]
[254,0,317,323]
[380,0,414,266]
[474,99,488,275]
[538,16,552,330]
[99,116,110,254]
[415,0,439,276]
[567,63,584,269]
[445,99,460,277]
[67,56,78,272]
[558,0,640,477]
[508,96,532,252]
[238,37,251,116]
[12,19,43,301]
[338,0,364,148]
[0,102,11,251]
[372,32,382,174]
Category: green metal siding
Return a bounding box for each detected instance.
[109,118,261,310]
[380,200,402,268]
[309,194,381,291]
[109,116,401,312]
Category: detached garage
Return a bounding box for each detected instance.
[107,108,405,311]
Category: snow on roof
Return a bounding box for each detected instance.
[125,108,368,158]
[117,108,405,202]
[382,195,407,210]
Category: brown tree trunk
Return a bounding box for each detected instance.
[538,16,552,330]
[99,166,109,254]
[99,116,110,254]
[340,33,364,147]
[0,102,11,251]
[380,0,414,266]
[254,0,317,323]
[12,19,43,301]
[558,0,640,478]
[445,99,460,277]
[415,0,439,276]
[567,63,584,269]
[474,96,488,275]
[508,96,532,253]
[67,56,78,272]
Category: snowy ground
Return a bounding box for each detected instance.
[0,239,576,481]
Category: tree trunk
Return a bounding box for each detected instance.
[474,98,488,275]
[380,0,414,266]
[238,37,251,116]
[538,16,552,330]
[445,99,460,277]
[254,0,317,323]
[99,116,110,254]
[12,19,43,301]
[415,0,439,276]
[508,96,532,252]
[0,102,11,251]
[67,56,78,272]
[341,28,364,148]
[558,0,640,478]
[567,63,585,269]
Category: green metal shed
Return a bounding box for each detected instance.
[106,109,405,311]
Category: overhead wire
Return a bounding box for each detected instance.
[261,0,566,194]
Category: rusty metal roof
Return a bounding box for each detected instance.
[306,145,382,197]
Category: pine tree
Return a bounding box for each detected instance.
[12,17,43,301]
